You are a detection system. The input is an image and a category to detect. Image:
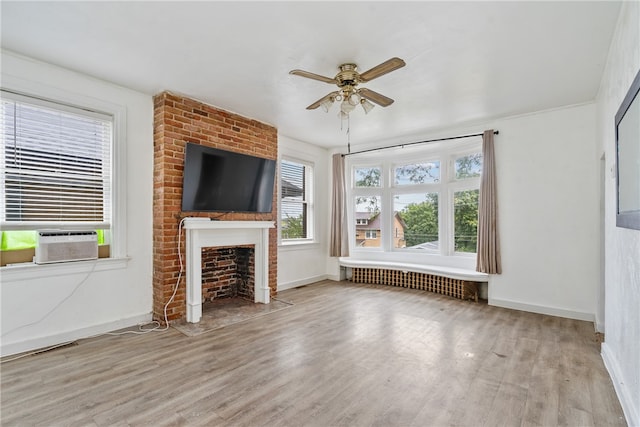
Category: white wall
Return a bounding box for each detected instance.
[0,51,154,356]
[277,134,331,290]
[488,103,600,321]
[596,2,640,425]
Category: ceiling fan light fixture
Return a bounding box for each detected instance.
[341,100,356,113]
[361,99,375,114]
[347,93,360,106]
[320,98,334,113]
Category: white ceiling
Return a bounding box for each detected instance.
[1,1,621,150]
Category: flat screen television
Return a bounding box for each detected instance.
[181,143,276,213]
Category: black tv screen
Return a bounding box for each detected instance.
[181,143,276,213]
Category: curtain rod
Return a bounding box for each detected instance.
[342,130,499,157]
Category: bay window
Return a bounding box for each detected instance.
[348,139,482,256]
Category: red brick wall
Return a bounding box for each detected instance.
[153,91,278,322]
[202,246,255,302]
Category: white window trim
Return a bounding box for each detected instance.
[278,156,315,246]
[0,80,128,273]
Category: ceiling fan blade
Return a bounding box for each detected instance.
[359,57,406,82]
[306,91,340,110]
[289,69,337,84]
[358,88,394,107]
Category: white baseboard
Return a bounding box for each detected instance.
[489,298,595,322]
[601,343,639,427]
[277,274,329,292]
[0,312,152,357]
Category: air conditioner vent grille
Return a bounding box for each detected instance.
[35,230,99,264]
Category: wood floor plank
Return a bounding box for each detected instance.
[0,280,626,427]
[521,338,563,427]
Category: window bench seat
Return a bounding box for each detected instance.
[338,257,488,302]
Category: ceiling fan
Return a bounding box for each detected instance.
[289,57,406,115]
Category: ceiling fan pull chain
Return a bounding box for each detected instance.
[347,114,351,154]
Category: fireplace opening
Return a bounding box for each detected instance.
[201,245,255,303]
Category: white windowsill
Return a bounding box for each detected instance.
[1,257,130,282]
[338,257,488,282]
[279,240,319,250]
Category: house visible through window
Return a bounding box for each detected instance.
[280,158,313,241]
[0,90,112,254]
[354,197,382,248]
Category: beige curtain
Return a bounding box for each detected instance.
[476,130,501,274]
[330,153,349,257]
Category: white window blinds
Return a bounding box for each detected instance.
[0,91,112,230]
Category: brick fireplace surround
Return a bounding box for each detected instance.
[153,92,278,322]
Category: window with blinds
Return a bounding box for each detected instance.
[280,159,312,241]
[0,91,112,231]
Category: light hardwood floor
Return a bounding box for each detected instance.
[1,281,626,426]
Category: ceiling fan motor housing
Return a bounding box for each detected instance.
[336,64,360,86]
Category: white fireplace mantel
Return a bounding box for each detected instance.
[183,218,275,323]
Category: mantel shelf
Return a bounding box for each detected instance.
[183,219,275,230]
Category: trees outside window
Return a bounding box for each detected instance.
[454,189,479,252]
[394,193,439,249]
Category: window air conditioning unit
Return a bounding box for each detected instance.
[35,231,99,264]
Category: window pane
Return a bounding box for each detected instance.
[394,193,439,250]
[354,167,381,187]
[281,160,308,239]
[455,153,482,179]
[395,161,440,185]
[454,189,479,253]
[281,160,305,200]
[355,196,381,248]
[281,201,307,239]
[0,95,112,226]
